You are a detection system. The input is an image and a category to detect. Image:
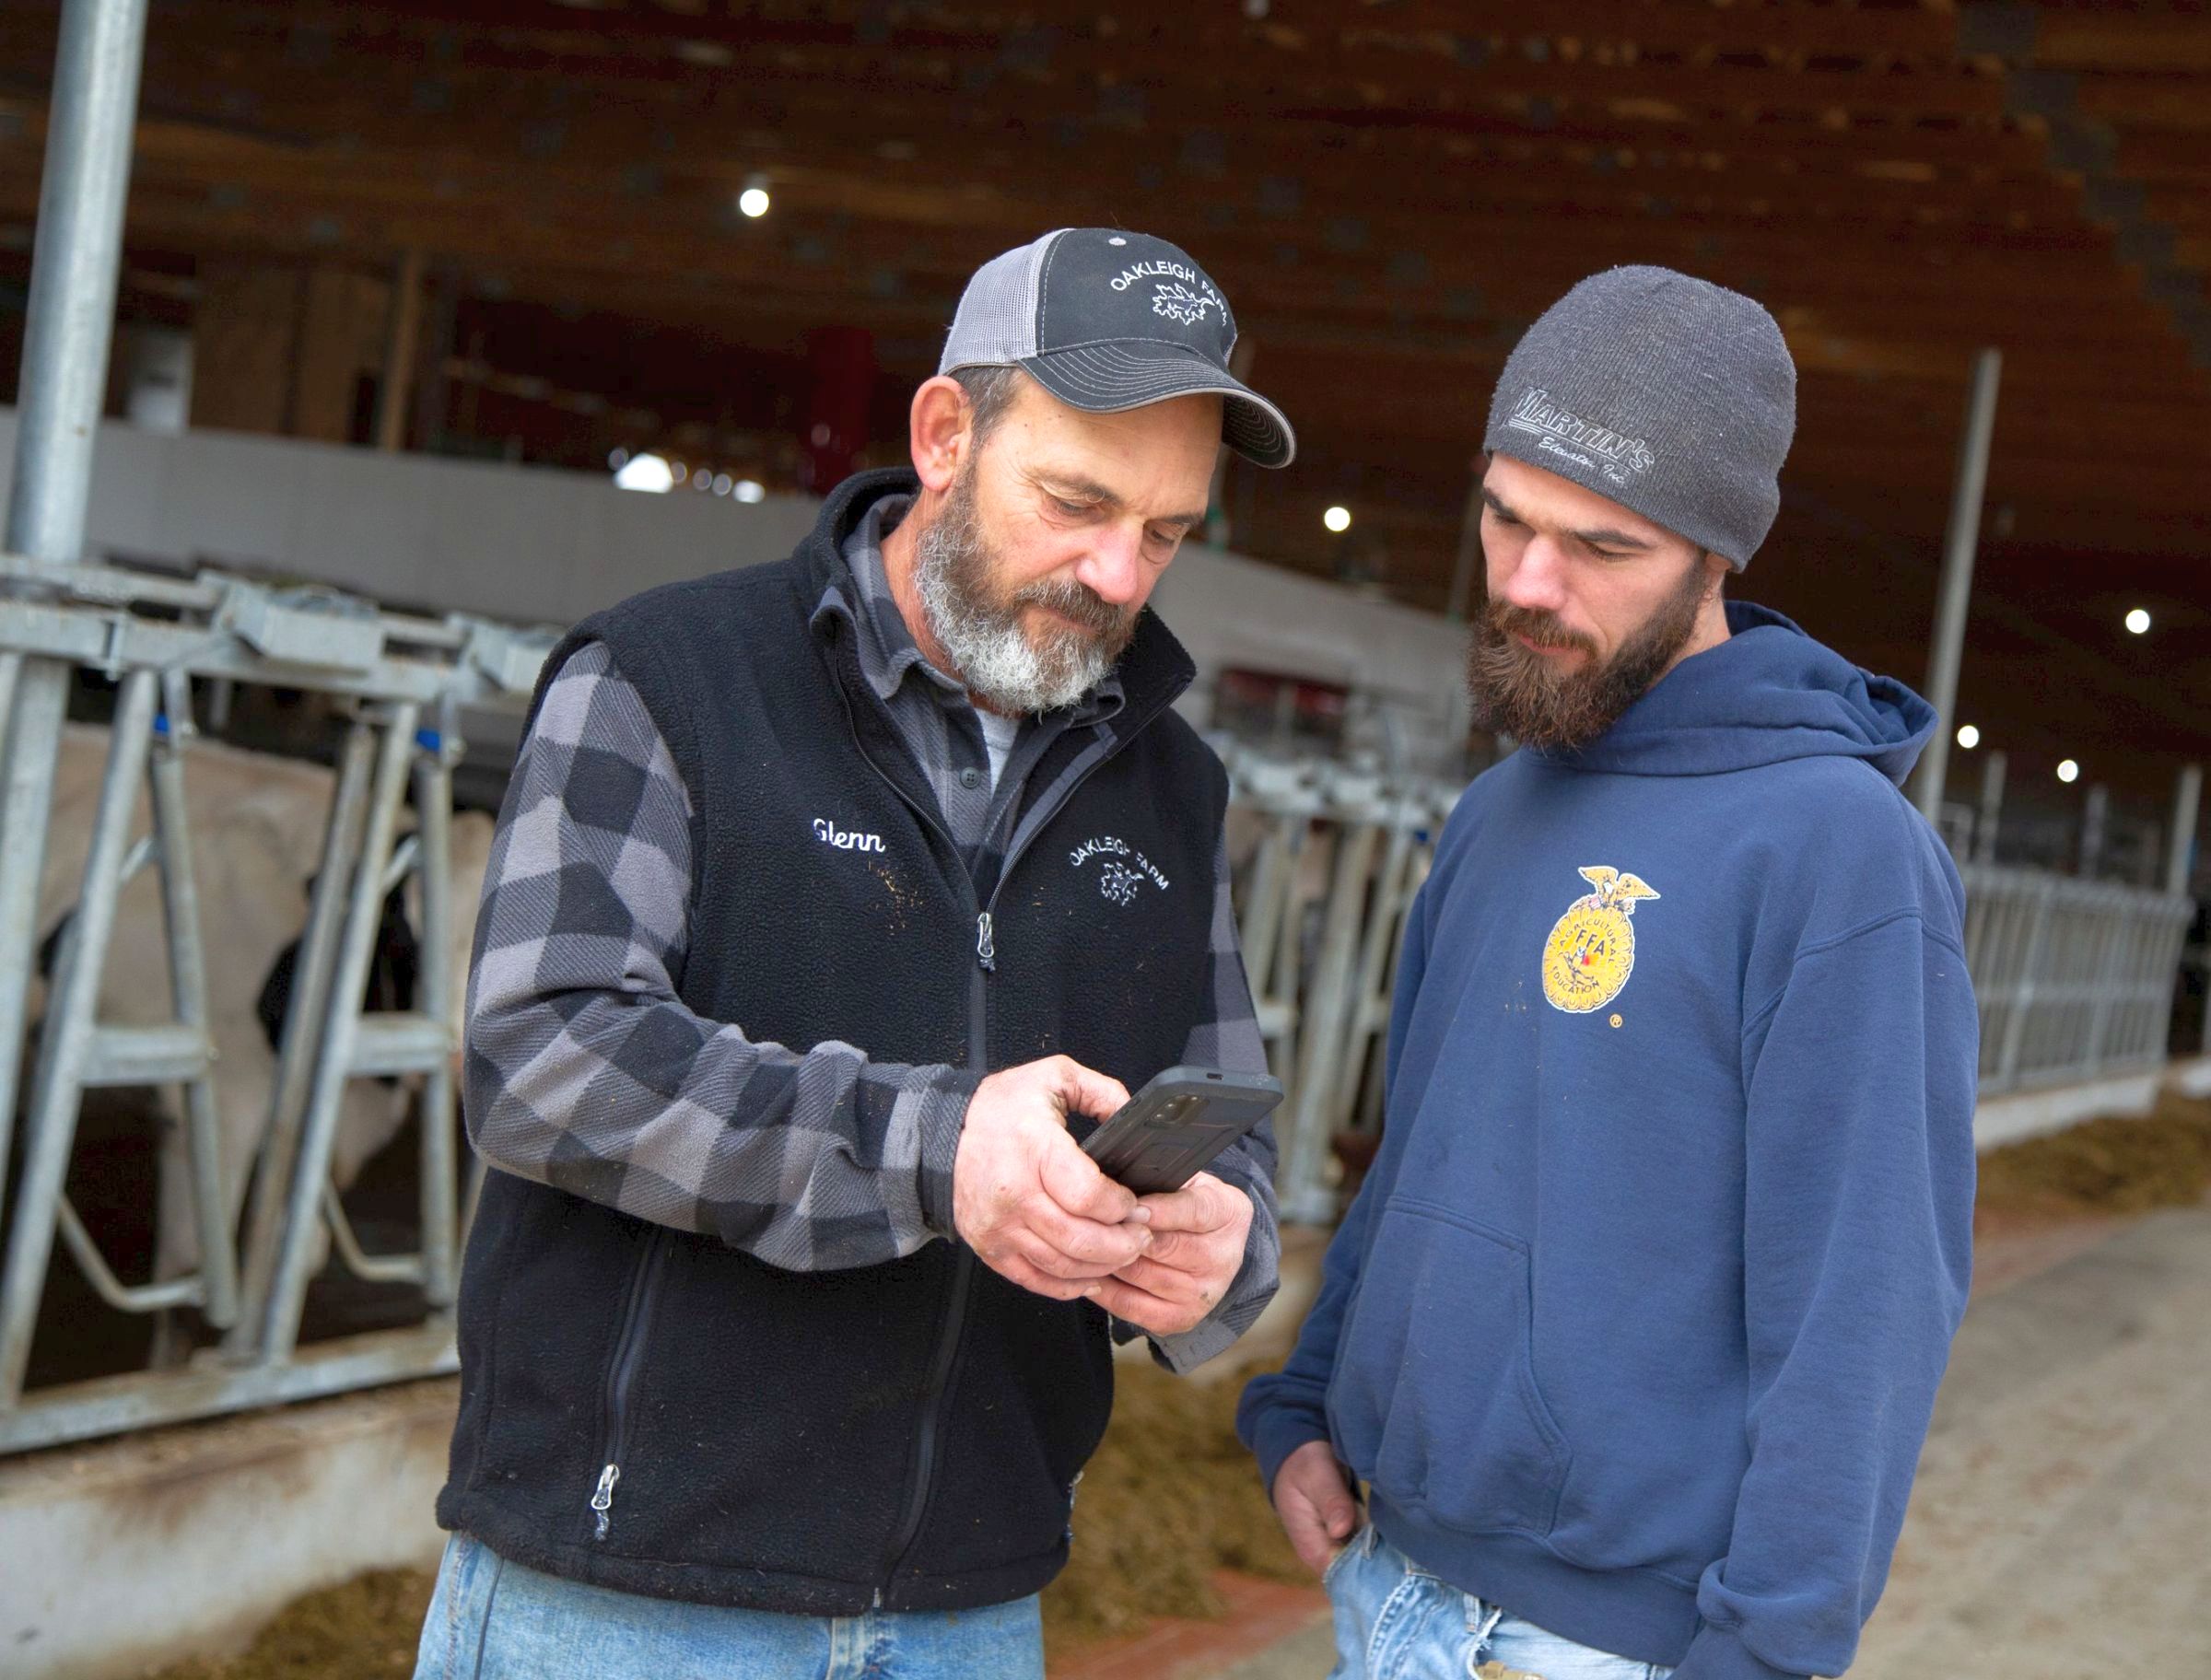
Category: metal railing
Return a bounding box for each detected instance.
[1959,863,2193,1095]
[1,613,2196,1458]
[1231,774,2201,1219]
[1220,746,1457,1225]
[0,554,555,1454]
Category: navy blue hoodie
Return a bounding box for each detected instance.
[1240,605,1978,1680]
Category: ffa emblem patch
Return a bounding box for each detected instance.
[1541,865,1660,1014]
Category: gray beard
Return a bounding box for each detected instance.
[910,471,1132,716]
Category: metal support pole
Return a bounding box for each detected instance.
[1445,472,1485,623]
[412,745,461,1307]
[374,248,426,452]
[0,652,20,766]
[0,0,152,1202]
[1913,347,2003,823]
[412,264,461,455]
[0,670,158,1403]
[2080,784,2109,880]
[2169,764,2203,898]
[1974,749,2007,865]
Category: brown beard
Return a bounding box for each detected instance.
[1467,556,1712,752]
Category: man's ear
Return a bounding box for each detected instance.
[1701,548,1730,604]
[909,376,975,495]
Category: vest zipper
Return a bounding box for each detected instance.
[588,1228,668,1543]
[877,955,988,1604]
[831,665,1176,1604]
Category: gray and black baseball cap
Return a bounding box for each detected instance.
[939,228,1295,469]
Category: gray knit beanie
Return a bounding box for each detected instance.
[1482,265,1796,569]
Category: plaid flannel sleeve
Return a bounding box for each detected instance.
[462,640,979,1271]
[1125,827,1283,1375]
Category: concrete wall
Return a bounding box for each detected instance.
[0,1381,454,1679]
[1974,1054,2211,1150]
[0,408,820,624]
[0,411,1472,767]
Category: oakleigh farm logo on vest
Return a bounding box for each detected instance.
[1505,387,1656,487]
[1069,834,1169,907]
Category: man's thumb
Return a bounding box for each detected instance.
[1327,1500,1356,1539]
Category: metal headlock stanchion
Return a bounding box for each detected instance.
[1230,756,1326,1079]
[1222,746,1458,1227]
[0,554,553,1454]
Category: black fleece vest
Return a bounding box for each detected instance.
[439,471,1229,1614]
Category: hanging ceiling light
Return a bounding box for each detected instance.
[614,452,674,493]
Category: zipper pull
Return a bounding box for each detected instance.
[591,1463,621,1540]
[976,911,996,972]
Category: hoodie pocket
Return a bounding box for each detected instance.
[1329,1196,1569,1538]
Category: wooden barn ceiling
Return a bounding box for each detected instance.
[0,0,2206,798]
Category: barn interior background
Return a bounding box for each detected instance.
[0,4,2207,1677]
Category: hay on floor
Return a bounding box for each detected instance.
[144,1570,433,1680]
[1976,1091,2211,1219]
[146,1094,2211,1677]
[140,1363,1298,1676]
[1040,1360,1304,1655]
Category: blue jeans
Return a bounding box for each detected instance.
[1325,1527,1674,1680]
[412,1534,1045,1680]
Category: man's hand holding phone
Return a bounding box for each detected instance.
[952,1056,1153,1301]
[1089,1171,1252,1336]
[952,1057,1262,1335]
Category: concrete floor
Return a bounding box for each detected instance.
[1851,1204,2211,1678]
[1206,1204,2211,1679]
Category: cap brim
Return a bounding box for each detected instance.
[1019,342,1296,469]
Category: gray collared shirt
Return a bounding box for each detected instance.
[822,492,1122,891]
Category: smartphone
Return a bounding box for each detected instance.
[1080,1066,1284,1195]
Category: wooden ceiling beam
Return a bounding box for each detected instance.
[2030,15,2211,77]
[47,137,2146,298]
[20,38,2047,179]
[198,23,2015,129]
[2073,72,2211,133]
[4,139,2164,341]
[16,4,2017,158]
[54,184,2193,413]
[24,106,2085,244]
[264,0,1968,67]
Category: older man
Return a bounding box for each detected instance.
[416,229,1293,1680]
[1242,267,1977,1680]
